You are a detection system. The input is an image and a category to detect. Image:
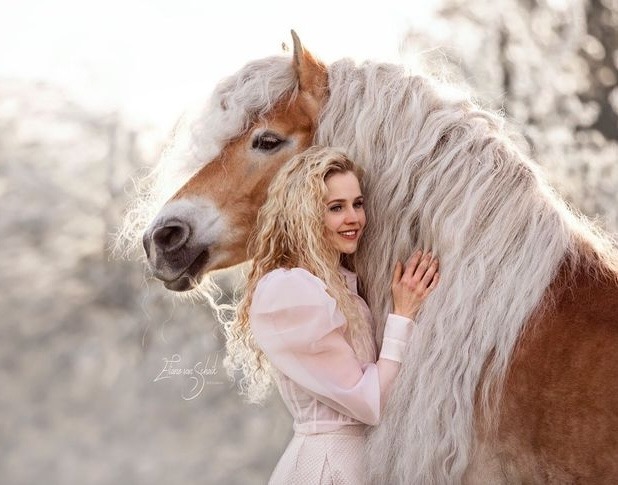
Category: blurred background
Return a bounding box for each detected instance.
[2,0,616,483]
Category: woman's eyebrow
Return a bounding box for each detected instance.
[327,195,363,204]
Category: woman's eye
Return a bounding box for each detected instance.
[329,205,342,212]
[353,200,364,209]
[252,132,284,151]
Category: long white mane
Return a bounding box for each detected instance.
[316,59,614,483]
[120,54,616,483]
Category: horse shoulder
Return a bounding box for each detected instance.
[473,258,618,484]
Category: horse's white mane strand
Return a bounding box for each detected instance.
[316,59,595,483]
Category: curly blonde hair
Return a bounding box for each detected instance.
[223,146,374,403]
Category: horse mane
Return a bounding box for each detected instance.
[315,58,618,483]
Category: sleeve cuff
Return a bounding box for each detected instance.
[379,313,414,363]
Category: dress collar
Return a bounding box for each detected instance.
[339,266,358,294]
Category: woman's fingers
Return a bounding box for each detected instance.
[423,272,439,298]
[391,260,403,286]
[406,251,431,282]
[404,250,423,276]
[404,249,421,266]
[420,258,439,287]
[392,250,440,319]
[429,272,439,289]
[399,250,439,289]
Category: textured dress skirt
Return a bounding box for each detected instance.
[268,426,367,485]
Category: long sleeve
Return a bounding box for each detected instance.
[250,268,413,426]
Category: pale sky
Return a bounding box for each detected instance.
[0,0,439,131]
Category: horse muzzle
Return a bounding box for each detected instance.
[142,219,210,291]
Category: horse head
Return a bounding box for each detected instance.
[142,32,327,291]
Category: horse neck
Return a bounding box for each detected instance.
[317,58,618,484]
[316,59,572,325]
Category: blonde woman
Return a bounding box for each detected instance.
[225,146,439,484]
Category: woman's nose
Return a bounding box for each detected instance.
[344,207,359,223]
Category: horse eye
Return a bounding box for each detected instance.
[252,132,285,152]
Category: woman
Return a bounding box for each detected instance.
[224,146,439,484]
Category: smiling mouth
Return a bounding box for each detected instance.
[338,230,359,240]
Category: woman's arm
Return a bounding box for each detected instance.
[250,268,386,424]
[250,260,438,425]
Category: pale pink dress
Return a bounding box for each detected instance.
[250,267,414,484]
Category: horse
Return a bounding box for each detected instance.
[123,31,618,483]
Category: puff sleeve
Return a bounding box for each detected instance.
[250,268,413,425]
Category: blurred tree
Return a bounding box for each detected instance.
[403,0,618,230]
[0,79,289,485]
[580,0,618,140]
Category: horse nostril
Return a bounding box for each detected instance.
[152,222,191,253]
[142,231,151,258]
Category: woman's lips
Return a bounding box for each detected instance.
[339,230,359,240]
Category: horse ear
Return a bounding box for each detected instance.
[291,30,328,117]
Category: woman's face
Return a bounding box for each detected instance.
[323,171,366,255]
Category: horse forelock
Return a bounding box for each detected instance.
[165,55,297,199]
[116,56,296,258]
[316,58,617,483]
[189,55,298,166]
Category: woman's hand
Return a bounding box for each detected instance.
[391,250,439,319]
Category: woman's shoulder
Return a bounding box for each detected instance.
[250,267,345,339]
[252,268,333,312]
[257,267,326,291]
